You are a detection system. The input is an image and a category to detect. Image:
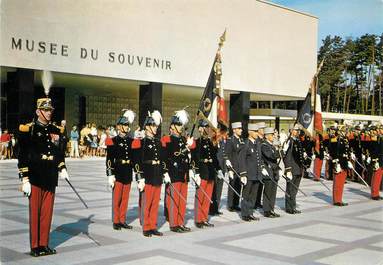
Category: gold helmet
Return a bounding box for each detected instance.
[36,98,54,111]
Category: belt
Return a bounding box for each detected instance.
[119,159,130,164]
[201,159,213,163]
[41,154,54,160]
[143,160,161,165]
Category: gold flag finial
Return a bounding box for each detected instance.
[218,29,227,50]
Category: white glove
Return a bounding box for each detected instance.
[283,141,290,153]
[347,161,354,169]
[278,169,283,178]
[225,160,232,168]
[189,169,195,179]
[261,168,269,176]
[362,154,366,161]
[240,176,247,185]
[286,171,293,180]
[228,171,234,180]
[108,175,116,188]
[163,172,171,184]
[59,168,70,181]
[324,152,330,160]
[312,154,316,160]
[350,152,356,161]
[374,162,379,171]
[217,170,224,179]
[137,178,145,192]
[303,152,308,159]
[366,157,371,165]
[195,174,202,186]
[335,163,341,174]
[186,137,194,148]
[22,178,31,196]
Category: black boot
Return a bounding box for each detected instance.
[41,246,56,256]
[151,230,163,236]
[143,230,152,237]
[120,223,133,229]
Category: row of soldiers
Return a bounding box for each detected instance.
[17,97,383,257]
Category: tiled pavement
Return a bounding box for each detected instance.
[0,158,382,265]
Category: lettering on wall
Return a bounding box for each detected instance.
[10,37,172,70]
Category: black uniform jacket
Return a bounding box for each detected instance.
[161,134,193,183]
[18,121,66,192]
[261,140,280,180]
[224,135,245,172]
[191,137,220,181]
[328,135,350,170]
[283,137,305,176]
[106,134,134,184]
[239,138,265,181]
[132,136,167,186]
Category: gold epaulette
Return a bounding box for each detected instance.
[19,122,33,132]
[330,137,337,143]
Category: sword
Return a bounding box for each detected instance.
[350,167,370,188]
[82,231,101,246]
[280,174,308,197]
[65,179,88,209]
[190,177,213,204]
[354,159,367,171]
[168,182,187,204]
[221,176,243,200]
[267,173,291,198]
[306,169,332,192]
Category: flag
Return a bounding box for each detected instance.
[198,31,228,129]
[314,84,323,133]
[297,92,313,130]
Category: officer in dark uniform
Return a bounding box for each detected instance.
[161,109,194,233]
[224,122,244,212]
[254,122,267,209]
[283,124,305,214]
[367,125,383,200]
[18,98,69,257]
[106,109,135,231]
[192,119,219,228]
[133,110,168,237]
[349,124,364,182]
[209,125,227,216]
[328,125,351,206]
[300,130,314,179]
[261,127,281,218]
[238,123,268,221]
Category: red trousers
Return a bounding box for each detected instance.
[371,168,383,198]
[29,185,55,249]
[166,182,188,228]
[139,184,161,231]
[314,158,323,180]
[194,179,214,223]
[333,170,347,203]
[112,181,131,224]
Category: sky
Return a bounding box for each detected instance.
[270,0,383,48]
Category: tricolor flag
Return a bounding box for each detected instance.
[198,31,228,129]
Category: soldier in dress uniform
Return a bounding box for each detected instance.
[283,124,305,214]
[106,109,135,231]
[224,122,245,212]
[161,109,195,233]
[192,119,220,228]
[238,123,269,221]
[209,125,227,216]
[326,125,339,180]
[18,97,69,257]
[349,124,364,182]
[300,130,315,179]
[328,125,352,206]
[261,127,281,218]
[133,110,168,237]
[366,124,383,200]
[254,122,267,209]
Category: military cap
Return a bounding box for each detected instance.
[264,127,274,135]
[255,122,266,129]
[36,98,54,110]
[231,122,242,129]
[248,123,258,131]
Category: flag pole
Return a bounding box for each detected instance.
[189,29,226,137]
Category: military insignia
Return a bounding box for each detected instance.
[119,143,124,147]
[37,132,42,137]
[203,145,207,149]
[251,148,254,153]
[149,144,153,149]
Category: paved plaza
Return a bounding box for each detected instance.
[0,158,382,265]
